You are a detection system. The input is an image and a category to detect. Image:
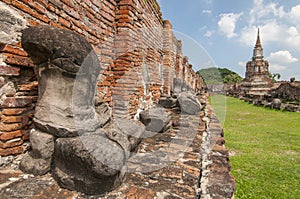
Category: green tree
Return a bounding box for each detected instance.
[197,67,243,84]
[223,73,243,84]
[269,72,281,82]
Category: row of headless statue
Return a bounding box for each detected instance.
[19,25,202,195]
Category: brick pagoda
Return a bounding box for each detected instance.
[241,29,272,96]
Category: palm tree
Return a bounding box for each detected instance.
[269,72,281,82]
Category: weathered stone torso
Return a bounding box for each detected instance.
[21,26,101,137]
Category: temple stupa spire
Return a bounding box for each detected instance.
[255,28,262,48]
[253,28,263,59]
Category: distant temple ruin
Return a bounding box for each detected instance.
[226,29,300,112]
[241,29,272,96]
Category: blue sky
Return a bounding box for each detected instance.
[159,0,300,80]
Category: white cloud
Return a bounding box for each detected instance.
[267,51,298,73]
[287,26,298,36]
[202,10,212,14]
[285,26,300,50]
[239,21,289,47]
[270,64,286,72]
[204,30,214,37]
[239,1,300,50]
[260,20,283,42]
[288,4,300,23]
[267,51,298,64]
[239,26,258,46]
[285,37,300,50]
[218,13,243,39]
[249,0,285,25]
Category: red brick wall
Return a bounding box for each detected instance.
[112,0,164,116]
[0,0,202,156]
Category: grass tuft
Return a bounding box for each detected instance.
[211,95,300,199]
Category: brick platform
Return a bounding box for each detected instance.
[0,94,235,198]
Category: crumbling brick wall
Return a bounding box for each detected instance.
[0,0,202,156]
[271,82,300,102]
[112,0,165,116]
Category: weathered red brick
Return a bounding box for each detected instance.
[46,2,62,14]
[17,0,32,4]
[125,186,156,199]
[118,9,130,15]
[0,145,23,156]
[90,0,102,9]
[1,116,21,124]
[0,139,23,149]
[4,54,34,67]
[172,183,196,198]
[61,0,75,8]
[2,108,29,116]
[98,81,111,87]
[84,8,98,23]
[0,123,22,132]
[81,1,98,15]
[62,4,80,19]
[18,81,38,91]
[12,1,50,23]
[1,0,11,4]
[35,0,48,7]
[58,16,71,28]
[1,45,28,57]
[28,19,41,26]
[31,1,47,14]
[70,24,84,35]
[183,152,200,161]
[180,163,200,177]
[1,116,29,125]
[49,21,65,29]
[119,0,134,6]
[161,167,183,180]
[19,0,46,14]
[0,130,22,141]
[100,10,115,22]
[0,65,20,76]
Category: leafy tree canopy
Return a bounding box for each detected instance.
[269,72,281,82]
[197,67,243,84]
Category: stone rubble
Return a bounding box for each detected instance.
[0,93,235,199]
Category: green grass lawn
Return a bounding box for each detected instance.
[211,95,300,199]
